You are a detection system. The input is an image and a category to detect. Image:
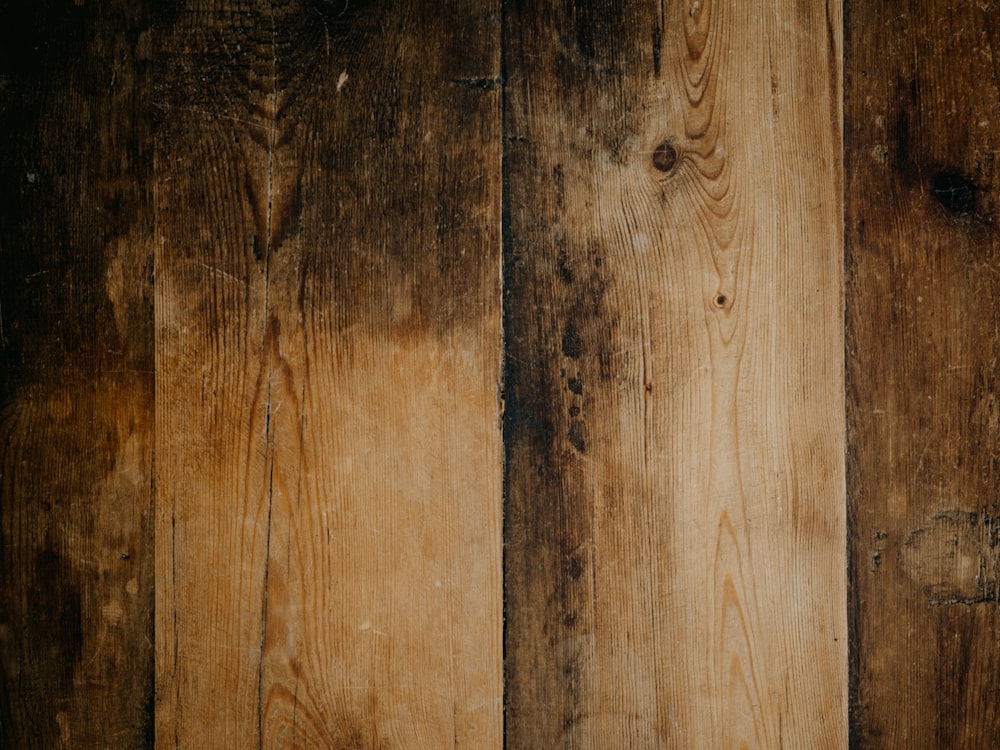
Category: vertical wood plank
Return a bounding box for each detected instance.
[846,1,1000,746]
[503,0,846,746]
[0,1,154,747]
[154,1,502,746]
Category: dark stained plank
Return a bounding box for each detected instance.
[0,1,154,747]
[846,1,1000,747]
[503,0,846,746]
[154,0,502,745]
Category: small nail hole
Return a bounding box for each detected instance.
[715,295,727,307]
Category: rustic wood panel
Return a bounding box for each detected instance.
[846,1,1000,746]
[154,0,502,746]
[503,0,846,746]
[0,1,155,747]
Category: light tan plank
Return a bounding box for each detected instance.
[503,1,846,746]
[155,1,501,746]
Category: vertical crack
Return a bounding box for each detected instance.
[148,447,157,747]
[266,3,277,261]
[260,3,278,362]
[256,378,275,749]
[256,11,278,746]
[291,677,299,745]
[171,511,179,749]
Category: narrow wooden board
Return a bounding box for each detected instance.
[846,1,1000,746]
[154,1,502,746]
[503,1,846,746]
[0,1,155,746]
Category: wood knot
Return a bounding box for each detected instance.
[652,141,678,173]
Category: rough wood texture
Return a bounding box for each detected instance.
[0,1,155,747]
[503,0,846,746]
[846,1,1000,746]
[154,1,501,746]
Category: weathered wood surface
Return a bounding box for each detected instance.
[22,2,1000,747]
[503,0,846,747]
[0,1,155,747]
[154,0,502,747]
[846,1,1000,747]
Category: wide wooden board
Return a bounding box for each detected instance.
[0,1,155,746]
[503,0,847,746]
[846,1,1000,746]
[154,1,502,746]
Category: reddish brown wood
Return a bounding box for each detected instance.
[846,0,1000,746]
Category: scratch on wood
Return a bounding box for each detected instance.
[451,76,503,91]
[198,262,245,285]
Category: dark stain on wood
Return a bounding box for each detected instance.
[503,0,661,746]
[930,172,977,217]
[30,548,84,683]
[0,0,155,745]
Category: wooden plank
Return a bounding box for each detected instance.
[0,2,154,747]
[503,0,846,746]
[154,1,502,746]
[846,1,1000,746]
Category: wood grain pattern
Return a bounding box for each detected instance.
[846,1,1000,746]
[20,3,1000,747]
[154,1,501,746]
[503,0,846,746]
[0,1,155,747]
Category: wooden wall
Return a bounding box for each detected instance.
[0,0,996,747]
